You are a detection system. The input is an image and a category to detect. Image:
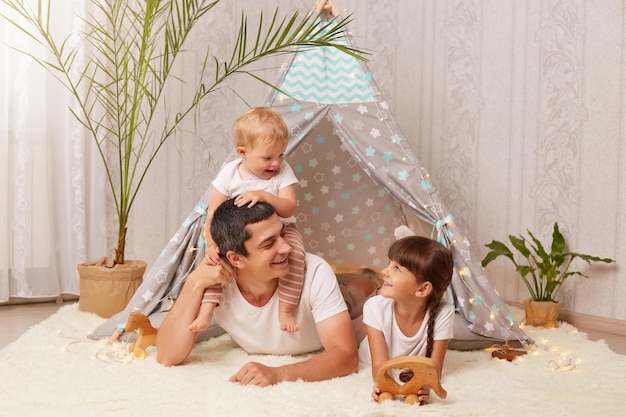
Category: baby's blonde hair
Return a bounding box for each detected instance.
[233,107,289,149]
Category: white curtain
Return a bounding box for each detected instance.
[0,1,106,302]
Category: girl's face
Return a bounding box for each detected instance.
[379,259,420,299]
[238,138,287,180]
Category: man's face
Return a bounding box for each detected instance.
[241,214,292,279]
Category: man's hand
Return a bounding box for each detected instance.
[190,260,234,290]
[229,361,281,387]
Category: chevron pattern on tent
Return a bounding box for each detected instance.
[276,35,377,104]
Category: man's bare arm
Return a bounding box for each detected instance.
[229,311,358,386]
[156,261,234,366]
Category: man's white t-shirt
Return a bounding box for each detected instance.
[213,253,347,355]
[358,295,454,364]
[212,158,299,224]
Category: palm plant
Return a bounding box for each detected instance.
[0,0,365,264]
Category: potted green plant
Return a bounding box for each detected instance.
[481,222,614,327]
[1,0,365,317]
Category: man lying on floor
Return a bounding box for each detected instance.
[156,197,377,386]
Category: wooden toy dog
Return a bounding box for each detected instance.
[125,311,158,359]
[376,356,447,405]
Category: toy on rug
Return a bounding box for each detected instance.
[376,356,447,405]
[490,343,528,362]
[125,311,158,359]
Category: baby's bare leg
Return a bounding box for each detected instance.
[189,301,217,332]
[278,300,299,333]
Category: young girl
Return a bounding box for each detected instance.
[358,236,454,404]
[188,107,305,333]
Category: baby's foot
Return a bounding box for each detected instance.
[188,319,209,332]
[279,312,300,333]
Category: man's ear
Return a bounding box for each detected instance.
[226,251,245,268]
[415,281,433,298]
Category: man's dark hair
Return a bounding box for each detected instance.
[210,197,276,257]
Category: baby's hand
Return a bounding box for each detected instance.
[234,192,263,208]
[204,244,220,266]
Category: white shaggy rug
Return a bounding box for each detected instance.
[1,304,625,417]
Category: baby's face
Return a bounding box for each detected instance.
[239,139,287,180]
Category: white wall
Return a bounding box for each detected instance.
[123,0,623,322]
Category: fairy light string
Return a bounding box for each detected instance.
[57,242,203,364]
[490,329,581,372]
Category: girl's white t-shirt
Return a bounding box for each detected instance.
[358,295,454,364]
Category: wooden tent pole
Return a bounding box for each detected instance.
[313,0,339,18]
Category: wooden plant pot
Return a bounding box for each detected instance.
[523,299,560,328]
[78,259,146,318]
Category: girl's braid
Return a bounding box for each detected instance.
[425,294,441,358]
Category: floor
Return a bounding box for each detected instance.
[1,301,626,355]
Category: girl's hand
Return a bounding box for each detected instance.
[417,384,431,405]
[371,384,381,402]
[370,383,431,405]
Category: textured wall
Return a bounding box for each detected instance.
[123,0,623,321]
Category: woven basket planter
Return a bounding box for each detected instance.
[78,259,145,318]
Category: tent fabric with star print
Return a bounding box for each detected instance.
[89,18,529,348]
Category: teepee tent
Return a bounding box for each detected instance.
[90,9,528,348]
